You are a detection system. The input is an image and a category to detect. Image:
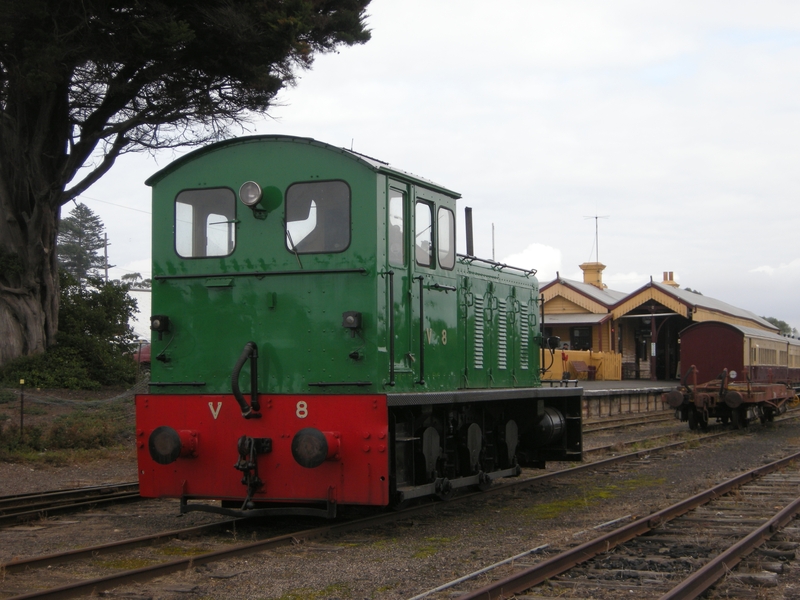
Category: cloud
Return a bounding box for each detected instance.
[502,244,562,281]
[749,257,800,276]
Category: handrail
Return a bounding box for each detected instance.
[457,254,537,277]
[414,276,425,385]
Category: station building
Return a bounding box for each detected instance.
[541,263,778,381]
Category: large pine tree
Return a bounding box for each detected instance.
[57,203,106,285]
[0,0,371,365]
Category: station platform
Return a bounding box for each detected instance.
[546,378,677,418]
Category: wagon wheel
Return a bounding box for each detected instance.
[687,409,698,431]
[698,411,709,432]
[731,407,741,429]
[731,406,748,429]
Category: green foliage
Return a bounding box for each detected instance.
[763,316,798,336]
[47,408,130,449]
[0,272,138,388]
[57,203,106,284]
[0,0,370,368]
[683,287,702,295]
[121,272,151,288]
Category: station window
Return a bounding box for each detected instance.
[285,181,350,254]
[415,201,434,267]
[389,189,405,267]
[437,207,455,270]
[175,188,236,258]
[570,326,592,351]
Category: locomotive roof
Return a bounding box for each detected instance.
[145,134,461,198]
[680,320,800,347]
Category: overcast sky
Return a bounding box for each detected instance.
[76,1,800,337]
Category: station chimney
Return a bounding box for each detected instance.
[579,262,607,289]
[661,271,679,287]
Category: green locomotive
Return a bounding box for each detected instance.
[137,135,582,517]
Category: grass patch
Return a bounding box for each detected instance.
[277,583,350,600]
[158,545,211,557]
[412,536,454,559]
[0,401,133,461]
[95,557,156,570]
[522,475,666,520]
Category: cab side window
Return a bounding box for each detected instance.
[389,189,405,267]
[437,207,455,269]
[415,201,433,267]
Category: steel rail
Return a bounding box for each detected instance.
[0,519,241,573]
[5,502,446,600]
[457,449,800,600]
[9,406,792,600]
[10,411,797,599]
[4,428,733,599]
[659,494,800,600]
[0,492,142,528]
[583,410,674,429]
[0,483,138,510]
[583,414,675,433]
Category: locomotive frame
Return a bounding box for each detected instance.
[136,135,583,517]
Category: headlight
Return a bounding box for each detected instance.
[239,181,262,207]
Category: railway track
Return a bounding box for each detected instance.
[4,411,798,598]
[418,449,800,599]
[0,421,759,599]
[0,483,141,528]
[583,411,676,433]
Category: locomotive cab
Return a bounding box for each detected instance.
[135,135,582,517]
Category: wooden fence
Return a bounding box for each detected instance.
[541,350,622,381]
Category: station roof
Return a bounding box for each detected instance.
[543,313,612,326]
[614,281,778,332]
[541,277,628,308]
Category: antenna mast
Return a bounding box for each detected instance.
[583,214,609,263]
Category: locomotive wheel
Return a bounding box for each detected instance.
[476,471,493,492]
[435,478,454,501]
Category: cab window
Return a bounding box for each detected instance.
[437,207,455,269]
[415,200,433,267]
[175,188,236,258]
[389,189,405,267]
[285,181,350,254]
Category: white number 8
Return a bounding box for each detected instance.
[296,401,308,419]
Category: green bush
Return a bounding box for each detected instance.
[0,272,138,389]
[0,422,45,456]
